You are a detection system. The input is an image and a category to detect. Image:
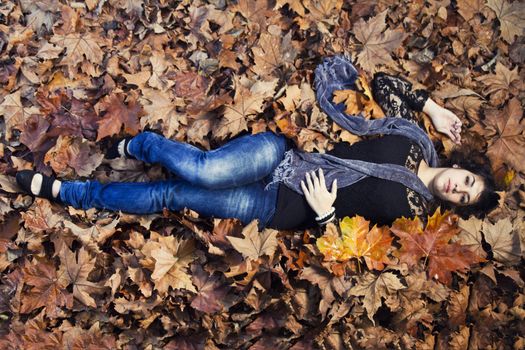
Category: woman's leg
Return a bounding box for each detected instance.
[59,177,279,227]
[126,131,290,189]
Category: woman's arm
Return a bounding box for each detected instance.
[422,98,462,144]
[300,169,338,226]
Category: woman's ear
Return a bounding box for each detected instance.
[452,164,459,168]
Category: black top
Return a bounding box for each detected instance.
[267,135,426,230]
[267,72,431,230]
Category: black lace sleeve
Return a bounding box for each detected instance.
[371,72,430,123]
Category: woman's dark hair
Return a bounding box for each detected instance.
[429,147,500,219]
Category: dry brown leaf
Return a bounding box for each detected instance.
[349,272,405,323]
[95,93,143,141]
[476,62,522,105]
[44,135,103,177]
[457,0,485,21]
[226,220,278,260]
[0,90,40,139]
[486,0,525,44]
[354,10,407,73]
[482,218,521,264]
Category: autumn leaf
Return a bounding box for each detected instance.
[95,93,143,141]
[44,135,103,177]
[476,62,522,105]
[63,217,119,252]
[0,90,40,140]
[21,258,73,318]
[457,0,485,21]
[482,218,521,264]
[227,220,278,260]
[486,0,525,44]
[49,32,106,68]
[190,264,230,314]
[139,89,186,138]
[58,246,107,307]
[457,217,487,259]
[142,235,197,295]
[333,76,385,118]
[391,209,484,285]
[353,10,407,73]
[251,27,296,78]
[349,272,405,323]
[21,198,63,233]
[215,77,277,139]
[484,98,525,173]
[316,216,393,271]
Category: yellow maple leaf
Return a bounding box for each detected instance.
[333,76,385,119]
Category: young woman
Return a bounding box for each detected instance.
[15,57,499,230]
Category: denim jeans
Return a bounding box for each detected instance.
[59,131,290,227]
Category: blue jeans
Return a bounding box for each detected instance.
[59,131,290,227]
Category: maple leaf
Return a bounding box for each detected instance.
[148,51,174,91]
[226,220,278,260]
[63,218,119,252]
[49,32,105,68]
[44,135,103,177]
[482,218,521,264]
[231,0,273,29]
[349,272,405,323]
[333,76,386,119]
[457,0,485,21]
[21,198,63,233]
[95,93,143,141]
[62,323,116,350]
[299,264,353,318]
[19,0,60,34]
[390,209,484,285]
[140,89,186,139]
[0,90,39,140]
[190,264,230,314]
[316,216,393,271]
[300,0,344,32]
[20,258,73,318]
[58,246,107,307]
[353,10,407,73]
[251,28,296,78]
[476,62,522,105]
[215,77,277,139]
[144,235,197,295]
[486,0,525,43]
[457,217,487,259]
[484,98,525,173]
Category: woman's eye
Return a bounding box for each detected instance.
[465,176,469,185]
[461,195,467,204]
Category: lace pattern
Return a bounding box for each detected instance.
[404,144,426,218]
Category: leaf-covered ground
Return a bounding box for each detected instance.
[0,0,524,349]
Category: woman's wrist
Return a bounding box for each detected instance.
[315,206,336,225]
[422,98,441,120]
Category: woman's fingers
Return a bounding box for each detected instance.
[318,168,327,190]
[305,172,314,192]
[311,171,320,189]
[331,179,337,198]
[301,180,309,196]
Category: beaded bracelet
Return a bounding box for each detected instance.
[317,212,336,226]
[315,207,335,223]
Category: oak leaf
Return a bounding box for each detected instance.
[58,246,107,307]
[486,0,525,43]
[390,209,484,285]
[353,10,407,73]
[349,272,405,322]
[95,93,143,141]
[484,98,525,173]
[20,258,73,318]
[226,220,278,260]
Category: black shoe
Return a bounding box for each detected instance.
[16,170,62,203]
[105,137,135,159]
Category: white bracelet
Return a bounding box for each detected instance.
[315,207,335,221]
[318,212,336,226]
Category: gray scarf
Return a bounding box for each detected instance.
[267,55,438,202]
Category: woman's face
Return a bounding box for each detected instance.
[431,166,485,205]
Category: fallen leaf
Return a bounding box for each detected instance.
[482,217,521,264]
[227,220,278,260]
[354,10,407,73]
[95,93,143,141]
[486,0,525,44]
[349,272,405,323]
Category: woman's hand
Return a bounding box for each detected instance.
[300,169,338,217]
[423,98,462,144]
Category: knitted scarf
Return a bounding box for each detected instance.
[267,55,438,202]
